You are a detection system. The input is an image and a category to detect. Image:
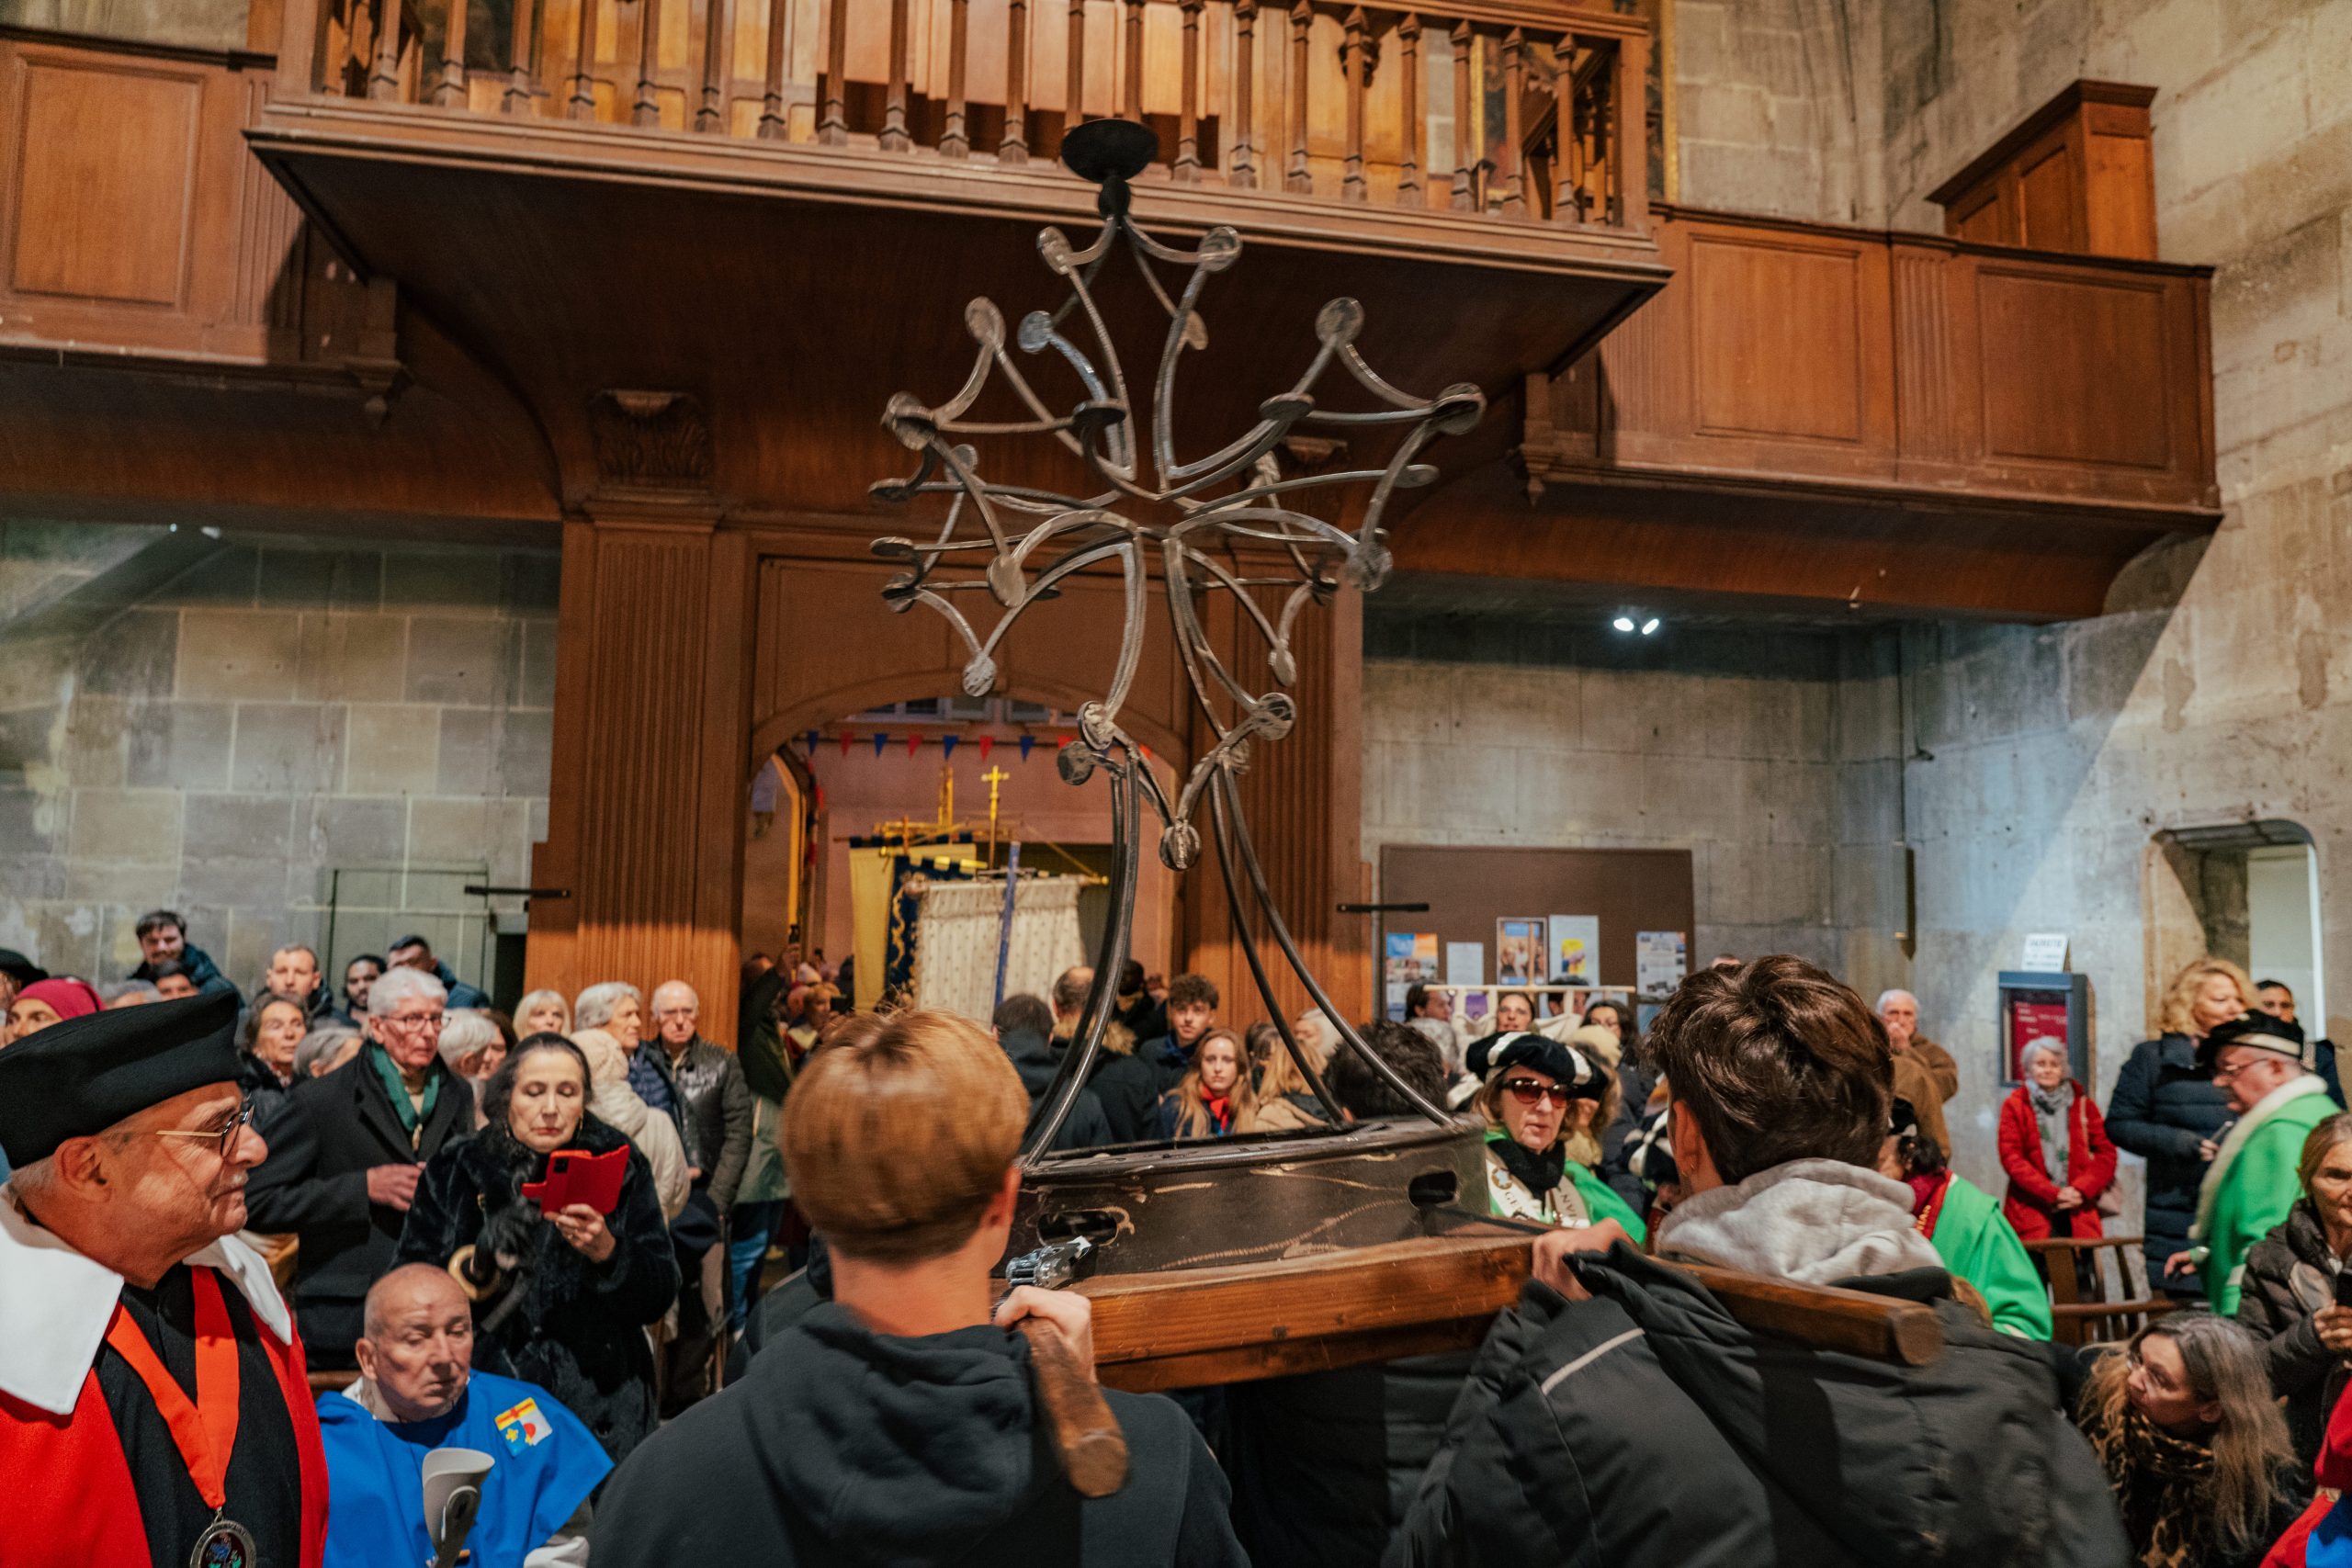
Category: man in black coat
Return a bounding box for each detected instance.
[1392,957,2128,1568]
[594,1009,1247,1568]
[1091,972,1218,1144]
[995,992,1114,1152]
[245,965,475,1368]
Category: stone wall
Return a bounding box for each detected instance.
[1669,0,1886,224]
[0,527,558,1000]
[1363,612,1910,1000]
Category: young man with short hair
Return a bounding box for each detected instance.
[593,1010,1248,1567]
[1092,974,1218,1143]
[127,908,237,999]
[1394,955,2128,1568]
[268,944,333,1022]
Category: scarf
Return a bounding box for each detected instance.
[2029,1079,2075,1182]
[1907,1169,1951,1237]
[1202,1094,1232,1135]
[2090,1406,2217,1568]
[1488,1133,1566,1203]
[367,1043,439,1145]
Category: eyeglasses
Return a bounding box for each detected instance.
[153,1100,256,1159]
[1501,1077,1575,1108]
[381,1011,446,1032]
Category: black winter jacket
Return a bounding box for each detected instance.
[2235,1198,2351,1465]
[1003,1026,1115,1151]
[245,1047,476,1331]
[396,1113,680,1462]
[1094,1036,1192,1145]
[594,1300,1249,1567]
[1389,1247,2129,1568]
[2106,1034,2232,1287]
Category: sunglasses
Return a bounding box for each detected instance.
[153,1100,257,1159]
[1501,1077,1577,1108]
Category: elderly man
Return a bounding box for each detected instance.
[0,992,332,1566]
[2168,1013,2337,1314]
[129,908,238,999]
[246,965,476,1367]
[648,978,753,1411]
[267,943,334,1024]
[317,1265,610,1568]
[1876,988,1960,1155]
[386,933,490,1010]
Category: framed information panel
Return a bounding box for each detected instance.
[1996,970,2092,1088]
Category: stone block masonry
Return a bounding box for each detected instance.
[0,530,557,998]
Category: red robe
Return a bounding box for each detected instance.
[0,1262,330,1568]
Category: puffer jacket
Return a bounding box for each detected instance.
[2105,1033,2232,1291]
[2235,1199,2352,1465]
[1390,1162,2131,1568]
[1998,1081,2119,1241]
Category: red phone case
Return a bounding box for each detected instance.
[520,1145,628,1216]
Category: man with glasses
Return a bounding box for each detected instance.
[246,964,476,1369]
[2167,1012,2335,1314]
[0,990,333,1566]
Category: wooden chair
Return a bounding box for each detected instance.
[2024,1235,2179,1346]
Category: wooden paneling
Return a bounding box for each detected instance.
[10,58,203,304]
[1689,233,1865,444]
[1977,265,2169,470]
[1928,80,2158,262]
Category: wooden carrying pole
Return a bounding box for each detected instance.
[1020,1318,1129,1497]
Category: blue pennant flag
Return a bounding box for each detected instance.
[942,735,959,760]
[1019,735,1035,761]
[803,730,820,759]
[874,733,889,756]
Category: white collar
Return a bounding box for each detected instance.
[0,1186,293,1416]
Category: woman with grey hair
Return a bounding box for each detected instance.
[294,1024,362,1079]
[572,981,644,1050]
[1999,1035,2118,1243]
[436,1010,506,1128]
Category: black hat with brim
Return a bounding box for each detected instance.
[0,990,241,1166]
[0,948,46,988]
[2196,1011,2309,1074]
[1464,1032,1606,1100]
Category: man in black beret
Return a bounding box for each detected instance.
[0,991,331,1568]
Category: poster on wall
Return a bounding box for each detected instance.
[2004,992,2075,1086]
[1384,931,1440,985]
[1547,915,1600,985]
[1635,931,1688,996]
[1385,982,1410,1021]
[1495,919,1544,985]
[1445,942,1485,987]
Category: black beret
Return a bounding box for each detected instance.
[0,990,242,1166]
[0,948,45,987]
[1464,1032,1606,1100]
[2197,1012,2309,1073]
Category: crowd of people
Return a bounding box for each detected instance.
[7,919,2352,1566]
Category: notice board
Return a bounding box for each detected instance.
[1376,845,1698,995]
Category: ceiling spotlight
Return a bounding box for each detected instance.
[1641,617,1660,636]
[1611,615,1636,633]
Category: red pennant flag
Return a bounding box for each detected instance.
[840,732,853,758]
[908,733,921,757]
[978,736,995,762]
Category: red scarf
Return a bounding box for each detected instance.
[1907,1170,1952,1239]
[1203,1094,1232,1134]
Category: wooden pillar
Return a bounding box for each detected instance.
[529,501,753,1039]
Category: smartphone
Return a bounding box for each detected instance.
[2333,1268,2352,1310]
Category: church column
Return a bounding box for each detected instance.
[526,392,752,1031]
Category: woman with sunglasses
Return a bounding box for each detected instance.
[1468,1033,1645,1242]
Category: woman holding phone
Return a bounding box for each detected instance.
[398,1032,681,1461]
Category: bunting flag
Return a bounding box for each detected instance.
[1140,744,1152,761]
[908,733,922,757]
[978,735,994,762]
[840,732,854,758]
[1019,735,1035,761]
[873,733,889,756]
[942,735,959,760]
[804,729,820,759]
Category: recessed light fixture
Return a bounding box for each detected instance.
[1611,615,1636,633]
[1641,617,1660,636]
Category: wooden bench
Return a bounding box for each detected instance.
[2023,1235,2178,1346]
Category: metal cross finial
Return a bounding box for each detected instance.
[871,119,1483,1156]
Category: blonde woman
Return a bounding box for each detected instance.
[516,987,571,1036]
[2111,957,2261,1301]
[1244,1021,1331,1131]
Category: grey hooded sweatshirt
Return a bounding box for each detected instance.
[591,1300,1247,1568]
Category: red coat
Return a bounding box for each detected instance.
[0,1280,329,1568]
[1999,1081,2119,1240]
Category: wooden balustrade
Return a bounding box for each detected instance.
[296,0,1647,230]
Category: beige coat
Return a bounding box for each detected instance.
[572,1028,692,1220]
